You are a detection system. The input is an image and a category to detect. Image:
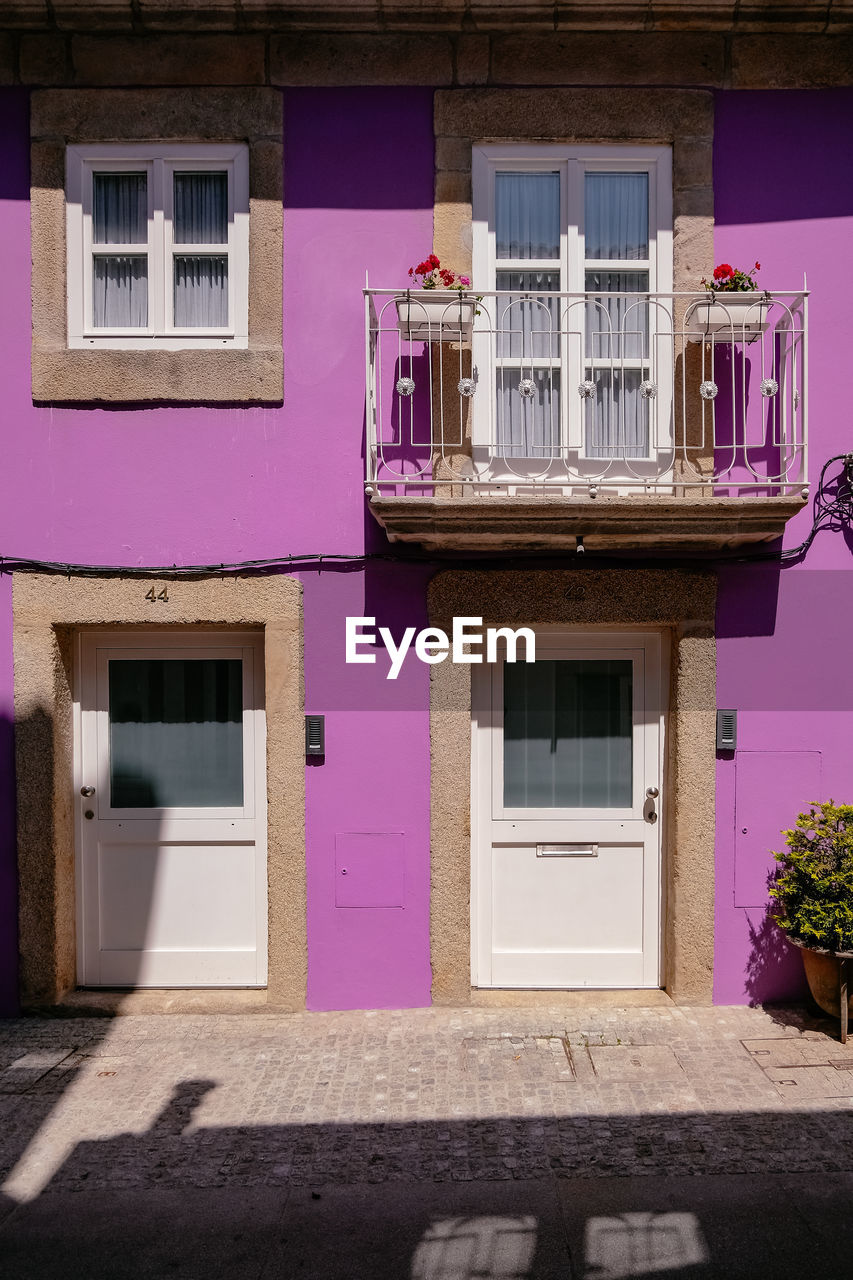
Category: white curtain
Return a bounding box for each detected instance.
[496,172,560,260]
[584,172,648,260]
[495,270,561,361]
[173,172,228,244]
[174,256,228,328]
[93,256,148,328]
[109,659,244,809]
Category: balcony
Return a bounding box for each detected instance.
[364,287,809,552]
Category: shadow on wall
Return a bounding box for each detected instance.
[4,1079,853,1276]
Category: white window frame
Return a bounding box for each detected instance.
[66,143,249,350]
[472,143,673,478]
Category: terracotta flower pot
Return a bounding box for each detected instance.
[797,945,853,1018]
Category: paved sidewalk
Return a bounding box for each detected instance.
[2,1001,853,1276]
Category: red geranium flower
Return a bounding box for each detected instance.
[713,264,733,280]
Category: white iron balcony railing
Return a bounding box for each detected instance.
[364,286,808,499]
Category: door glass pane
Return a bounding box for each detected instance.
[504,659,633,807]
[173,172,228,244]
[109,659,243,808]
[584,173,649,261]
[93,172,147,244]
[496,172,560,260]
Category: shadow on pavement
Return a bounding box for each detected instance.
[2,1077,853,1278]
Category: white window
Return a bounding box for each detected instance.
[66,144,249,350]
[472,145,672,481]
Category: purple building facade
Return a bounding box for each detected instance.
[0,5,851,1016]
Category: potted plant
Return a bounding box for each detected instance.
[395,254,476,342]
[687,261,771,341]
[770,801,853,1041]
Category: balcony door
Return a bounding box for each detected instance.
[471,631,666,988]
[472,145,673,488]
[76,630,267,987]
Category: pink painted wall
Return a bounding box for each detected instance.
[0,87,436,1010]
[713,90,853,1003]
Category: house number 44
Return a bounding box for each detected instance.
[145,586,170,602]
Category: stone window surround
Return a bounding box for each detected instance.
[30,87,283,403]
[13,573,306,1012]
[432,87,714,292]
[428,568,717,1006]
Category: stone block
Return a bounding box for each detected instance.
[0,34,16,85]
[673,136,714,191]
[70,34,266,86]
[32,87,282,143]
[0,2,50,26]
[732,35,853,87]
[435,135,473,172]
[19,36,69,87]
[433,200,473,273]
[51,0,134,30]
[489,33,725,86]
[249,138,283,202]
[435,169,472,204]
[136,0,241,30]
[455,34,490,85]
[270,33,454,85]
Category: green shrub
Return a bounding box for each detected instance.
[771,801,853,952]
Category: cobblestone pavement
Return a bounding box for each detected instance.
[2,1001,853,1202]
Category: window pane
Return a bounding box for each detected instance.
[504,660,633,808]
[93,172,147,245]
[496,172,560,260]
[584,173,649,261]
[173,255,228,327]
[109,659,244,808]
[174,172,228,244]
[496,368,561,460]
[495,270,561,360]
[585,270,649,359]
[584,368,648,459]
[93,256,148,328]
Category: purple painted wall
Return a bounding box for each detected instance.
[0,87,435,1011]
[713,90,853,1003]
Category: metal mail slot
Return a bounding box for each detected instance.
[536,843,599,858]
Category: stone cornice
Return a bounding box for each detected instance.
[0,1,852,35]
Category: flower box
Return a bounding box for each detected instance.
[687,293,772,342]
[395,291,476,343]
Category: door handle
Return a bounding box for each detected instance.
[646,786,659,799]
[645,786,659,824]
[80,785,96,797]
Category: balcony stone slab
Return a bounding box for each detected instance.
[368,493,808,552]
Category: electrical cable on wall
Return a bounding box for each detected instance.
[1,455,851,581]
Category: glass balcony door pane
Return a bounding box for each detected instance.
[504,659,633,808]
[584,173,649,261]
[496,172,561,260]
[108,658,244,808]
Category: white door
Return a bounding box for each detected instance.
[76,631,267,987]
[472,630,665,988]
